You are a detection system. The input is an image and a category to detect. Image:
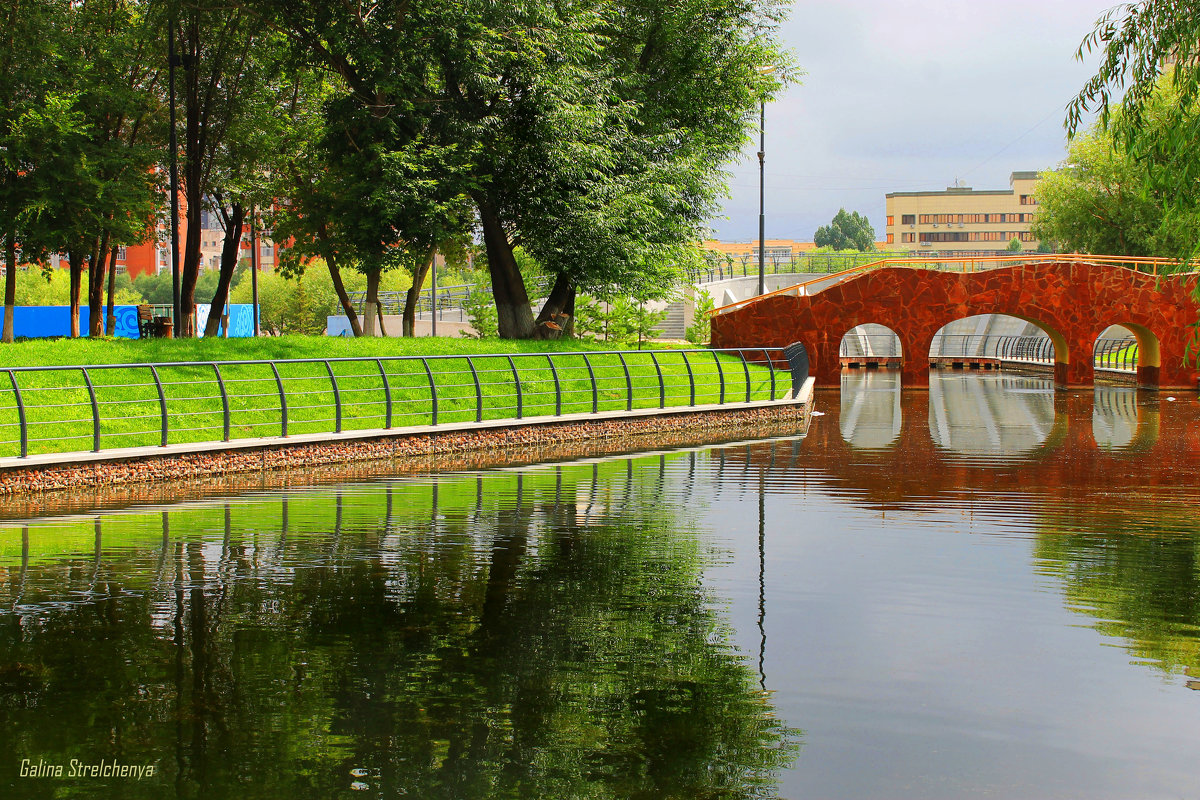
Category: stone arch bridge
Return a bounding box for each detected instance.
[710,258,1200,390]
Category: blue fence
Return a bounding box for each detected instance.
[0,304,255,339]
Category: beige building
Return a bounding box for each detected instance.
[885,171,1040,254]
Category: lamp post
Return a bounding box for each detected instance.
[167,11,181,336]
[758,96,766,296]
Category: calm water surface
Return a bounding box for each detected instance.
[2,371,1199,799]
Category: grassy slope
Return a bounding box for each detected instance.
[0,337,789,457]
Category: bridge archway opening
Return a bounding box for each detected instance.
[928,314,1061,375]
[1093,323,1158,377]
[839,324,902,371]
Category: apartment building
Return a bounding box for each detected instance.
[884,171,1040,254]
[115,205,280,280]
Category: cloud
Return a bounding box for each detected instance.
[707,0,1112,242]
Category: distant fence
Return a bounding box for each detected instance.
[0,347,809,460]
[838,333,1139,371]
[0,304,255,339]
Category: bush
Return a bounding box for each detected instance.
[685,289,715,344]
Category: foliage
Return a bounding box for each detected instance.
[1067,2,1200,263]
[462,283,499,339]
[1006,238,1023,251]
[1034,84,1199,257]
[15,268,141,307]
[686,290,716,345]
[575,295,668,348]
[813,208,876,252]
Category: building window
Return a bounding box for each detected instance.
[886,215,894,227]
[901,214,915,225]
[886,233,894,244]
[901,233,915,243]
[1020,195,1037,205]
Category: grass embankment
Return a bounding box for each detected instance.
[0,336,789,458]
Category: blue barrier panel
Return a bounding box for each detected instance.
[0,304,255,339]
[0,306,138,338]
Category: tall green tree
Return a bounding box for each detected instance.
[814,208,876,251]
[1038,79,1198,258]
[1067,0,1200,263]
[250,0,790,339]
[0,0,61,343]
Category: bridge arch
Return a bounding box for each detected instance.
[839,323,902,370]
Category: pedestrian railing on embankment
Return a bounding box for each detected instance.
[0,348,808,461]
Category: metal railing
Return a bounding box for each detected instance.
[0,347,808,461]
[835,333,1139,371]
[712,253,1188,316]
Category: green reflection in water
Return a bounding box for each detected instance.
[0,457,798,799]
[1035,523,1200,685]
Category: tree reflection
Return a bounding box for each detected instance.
[0,459,798,799]
[1035,524,1200,684]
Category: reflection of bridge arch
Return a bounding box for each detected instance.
[729,384,1198,511]
[712,261,1200,389]
[926,373,1063,459]
[839,371,902,449]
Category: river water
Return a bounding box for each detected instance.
[1,371,1199,799]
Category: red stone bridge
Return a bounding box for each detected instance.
[710,257,1200,389]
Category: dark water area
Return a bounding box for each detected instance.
[1,371,1200,799]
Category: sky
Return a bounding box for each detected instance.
[706,0,1116,243]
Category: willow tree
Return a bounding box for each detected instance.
[1068,1,1200,264]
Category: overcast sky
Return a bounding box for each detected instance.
[706,0,1116,242]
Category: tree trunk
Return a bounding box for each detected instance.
[179,16,205,338]
[534,273,575,339]
[365,269,388,337]
[327,255,362,337]
[204,203,244,338]
[474,196,535,339]
[402,247,435,337]
[105,247,118,336]
[3,231,16,344]
[88,232,112,337]
[68,248,86,338]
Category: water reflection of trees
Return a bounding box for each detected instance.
[0,459,798,798]
[1035,524,1200,687]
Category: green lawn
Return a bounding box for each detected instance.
[0,336,792,458]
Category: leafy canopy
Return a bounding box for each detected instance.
[814,209,876,252]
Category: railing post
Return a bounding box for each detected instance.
[680,351,695,406]
[149,366,168,447]
[466,356,482,422]
[81,367,101,452]
[762,348,776,400]
[547,354,562,416]
[581,354,598,413]
[739,350,751,402]
[712,350,725,405]
[324,360,342,433]
[617,352,633,411]
[270,362,288,437]
[421,357,438,425]
[375,359,392,429]
[211,363,230,442]
[649,352,665,408]
[7,370,26,458]
[506,356,522,419]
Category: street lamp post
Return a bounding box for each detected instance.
[758,97,766,297]
[168,13,181,336]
